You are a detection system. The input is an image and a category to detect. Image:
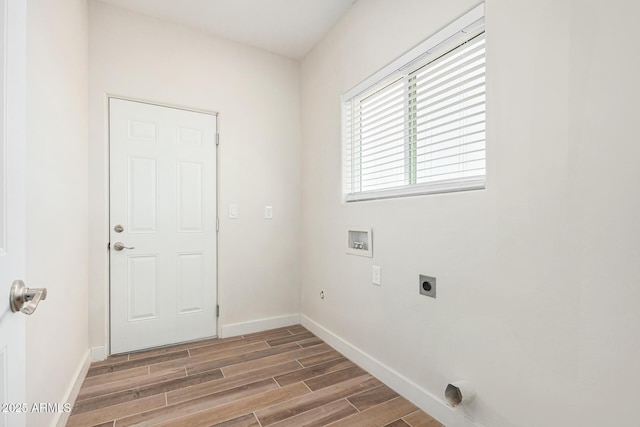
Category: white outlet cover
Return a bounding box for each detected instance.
[372,265,381,286]
[264,205,273,219]
[228,204,238,219]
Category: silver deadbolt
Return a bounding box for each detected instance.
[9,280,47,315]
[113,224,124,233]
[113,242,135,251]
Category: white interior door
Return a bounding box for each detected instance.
[0,1,27,426]
[109,98,218,354]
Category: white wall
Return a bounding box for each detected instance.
[25,0,89,426]
[300,1,640,426]
[88,1,302,353]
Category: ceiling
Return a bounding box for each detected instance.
[99,0,357,59]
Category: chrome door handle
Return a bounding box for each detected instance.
[113,242,135,251]
[9,280,47,315]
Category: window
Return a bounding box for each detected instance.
[343,5,486,201]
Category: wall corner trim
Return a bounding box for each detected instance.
[54,348,91,427]
[220,314,301,338]
[300,315,485,427]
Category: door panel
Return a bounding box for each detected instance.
[127,255,158,321]
[0,1,27,426]
[177,252,205,314]
[128,156,158,233]
[110,98,217,354]
[177,161,204,232]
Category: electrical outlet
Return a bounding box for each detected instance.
[372,265,381,286]
[419,274,436,298]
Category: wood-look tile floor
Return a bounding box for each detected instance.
[68,325,443,427]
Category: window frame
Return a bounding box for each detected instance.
[342,4,486,202]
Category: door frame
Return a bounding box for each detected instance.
[106,94,220,356]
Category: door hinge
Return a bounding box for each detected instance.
[107,242,110,251]
[216,304,220,317]
[216,217,219,232]
[216,133,220,145]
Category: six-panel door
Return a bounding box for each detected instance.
[109,98,217,354]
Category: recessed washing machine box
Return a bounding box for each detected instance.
[346,226,372,257]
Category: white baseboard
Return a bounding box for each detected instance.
[301,315,484,427]
[220,314,301,338]
[90,345,106,362]
[54,348,91,427]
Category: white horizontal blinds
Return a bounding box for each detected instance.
[343,76,405,195]
[343,25,486,201]
[413,31,486,185]
[355,77,406,193]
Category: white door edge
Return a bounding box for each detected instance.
[0,0,27,426]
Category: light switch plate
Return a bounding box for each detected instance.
[372,265,381,286]
[264,206,273,219]
[228,204,238,219]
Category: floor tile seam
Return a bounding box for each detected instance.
[296,351,344,368]
[213,348,312,377]
[88,354,190,376]
[128,338,245,360]
[186,339,276,359]
[104,350,189,365]
[322,397,404,427]
[210,361,302,387]
[344,397,361,413]
[301,365,367,390]
[139,383,288,427]
[274,359,353,388]
[78,369,151,394]
[165,375,282,409]
[402,410,436,427]
[75,369,223,410]
[253,411,265,427]
[256,394,360,427]
[69,395,165,427]
[76,369,191,403]
[113,390,235,426]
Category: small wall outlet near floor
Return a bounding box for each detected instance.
[419,274,436,298]
[372,265,381,286]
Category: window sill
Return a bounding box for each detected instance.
[345,178,485,202]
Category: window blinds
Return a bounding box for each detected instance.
[343,16,486,201]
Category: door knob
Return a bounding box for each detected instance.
[9,280,47,315]
[113,242,135,251]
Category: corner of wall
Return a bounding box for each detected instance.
[221,314,301,338]
[301,315,485,427]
